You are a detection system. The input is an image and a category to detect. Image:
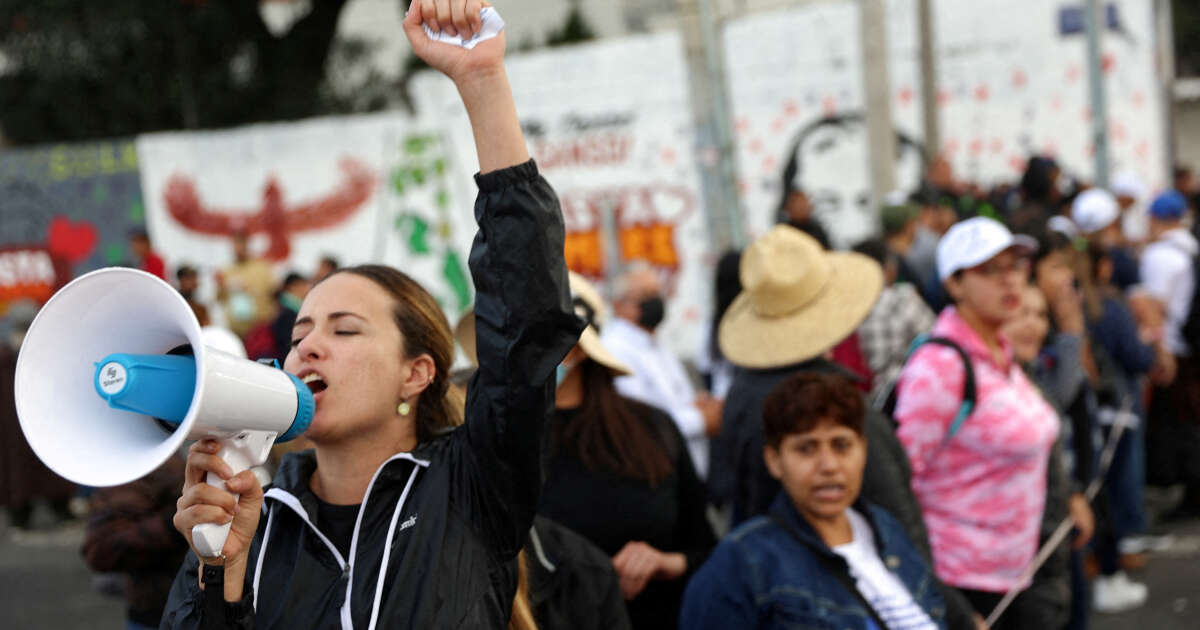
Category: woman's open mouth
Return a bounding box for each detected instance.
[302,373,328,394]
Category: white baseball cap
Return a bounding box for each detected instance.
[1110,172,1146,201]
[937,217,1036,281]
[1071,189,1120,234]
[1047,215,1079,239]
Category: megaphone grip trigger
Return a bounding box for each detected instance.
[193,495,236,558]
[191,432,277,559]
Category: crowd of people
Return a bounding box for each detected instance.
[2,3,1199,629]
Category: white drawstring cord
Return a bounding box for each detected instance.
[252,505,276,612]
[366,467,421,630]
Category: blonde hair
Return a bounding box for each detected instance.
[509,551,538,630]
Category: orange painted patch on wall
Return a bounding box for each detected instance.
[0,247,68,307]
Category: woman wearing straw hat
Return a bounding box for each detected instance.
[893,217,1060,629]
[540,272,716,630]
[714,224,885,525]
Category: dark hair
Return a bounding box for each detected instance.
[708,250,742,364]
[282,271,307,287]
[851,238,888,266]
[129,228,150,242]
[1020,156,1059,203]
[320,255,340,269]
[176,265,197,281]
[1030,227,1073,265]
[331,264,461,442]
[553,358,674,486]
[762,372,865,448]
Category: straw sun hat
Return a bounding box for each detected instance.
[454,271,632,376]
[718,225,883,369]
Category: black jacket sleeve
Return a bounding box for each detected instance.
[458,160,584,559]
[160,553,255,630]
[663,414,717,576]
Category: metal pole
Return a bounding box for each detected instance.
[678,0,745,252]
[917,0,940,163]
[1084,0,1110,188]
[1157,0,1177,184]
[861,0,897,207]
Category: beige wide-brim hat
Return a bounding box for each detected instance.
[719,225,884,369]
[454,271,632,376]
[453,309,478,366]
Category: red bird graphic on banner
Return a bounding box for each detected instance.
[163,157,377,261]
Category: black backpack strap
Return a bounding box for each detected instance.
[768,514,890,630]
[881,335,977,444]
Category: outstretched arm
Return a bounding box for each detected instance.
[403,2,582,558]
[403,1,527,174]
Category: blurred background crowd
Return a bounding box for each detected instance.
[4,1,1200,629]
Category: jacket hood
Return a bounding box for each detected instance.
[270,449,319,496]
[270,443,442,499]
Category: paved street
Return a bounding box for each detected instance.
[0,518,123,630]
[1,504,1198,629]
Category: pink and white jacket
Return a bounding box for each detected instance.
[894,307,1059,593]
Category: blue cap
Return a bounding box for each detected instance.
[1149,190,1188,221]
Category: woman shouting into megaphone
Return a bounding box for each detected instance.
[162,3,583,628]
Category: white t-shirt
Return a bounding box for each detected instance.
[602,318,710,477]
[1140,228,1198,356]
[831,509,939,630]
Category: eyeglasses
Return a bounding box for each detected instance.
[970,257,1031,278]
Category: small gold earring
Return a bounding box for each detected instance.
[398,401,411,416]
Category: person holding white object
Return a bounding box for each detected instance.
[161,3,584,628]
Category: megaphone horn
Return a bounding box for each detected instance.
[14,267,314,558]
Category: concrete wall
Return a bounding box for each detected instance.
[1175,99,1200,173]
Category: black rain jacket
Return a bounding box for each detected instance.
[160,160,583,630]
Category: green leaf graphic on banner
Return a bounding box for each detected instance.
[433,159,446,175]
[410,167,426,186]
[442,251,471,311]
[405,136,429,155]
[435,189,449,210]
[391,169,407,195]
[129,199,144,221]
[395,214,431,254]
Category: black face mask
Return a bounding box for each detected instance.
[637,295,666,330]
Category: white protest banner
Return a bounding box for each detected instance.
[413,31,713,358]
[724,0,1168,247]
[138,112,477,325]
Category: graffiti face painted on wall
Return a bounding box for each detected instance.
[784,114,925,249]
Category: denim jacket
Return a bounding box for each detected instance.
[679,493,947,630]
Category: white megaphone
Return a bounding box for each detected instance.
[14,267,313,558]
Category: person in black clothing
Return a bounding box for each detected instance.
[526,515,633,630]
[449,311,634,630]
[162,5,584,628]
[539,272,716,630]
[268,271,310,364]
